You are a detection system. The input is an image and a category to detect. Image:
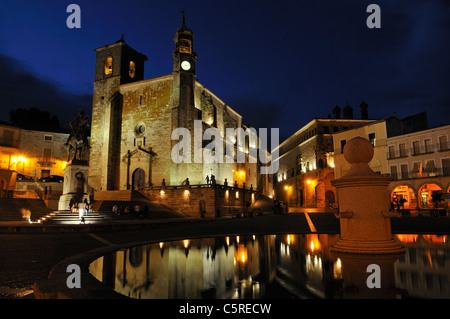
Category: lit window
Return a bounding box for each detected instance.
[129,61,136,78]
[104,56,113,75]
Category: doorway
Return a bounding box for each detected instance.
[132,168,145,190]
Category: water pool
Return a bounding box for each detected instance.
[89,233,449,299]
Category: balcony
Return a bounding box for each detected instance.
[388,167,450,181]
[37,156,57,165]
[0,138,20,148]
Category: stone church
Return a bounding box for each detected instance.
[88,15,266,196]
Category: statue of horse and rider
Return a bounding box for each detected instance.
[65,110,90,163]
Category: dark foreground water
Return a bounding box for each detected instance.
[89,233,449,299]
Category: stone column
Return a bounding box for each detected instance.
[330,137,405,254]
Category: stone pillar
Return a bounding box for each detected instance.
[330,137,404,254]
[58,161,90,210]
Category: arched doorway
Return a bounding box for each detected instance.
[418,183,443,209]
[391,185,416,210]
[325,190,336,208]
[132,168,145,190]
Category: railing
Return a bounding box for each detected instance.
[387,142,450,159]
[36,156,56,164]
[0,138,20,148]
[388,167,450,180]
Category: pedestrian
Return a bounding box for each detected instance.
[83,199,90,215]
[205,175,209,185]
[112,205,118,215]
[393,198,399,212]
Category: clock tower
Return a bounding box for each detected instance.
[171,11,199,129]
[171,11,201,184]
[173,11,198,75]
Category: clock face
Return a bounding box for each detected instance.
[181,60,191,71]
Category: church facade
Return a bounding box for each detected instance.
[88,17,266,196]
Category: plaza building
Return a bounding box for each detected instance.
[332,111,450,211]
[273,102,374,209]
[387,124,450,210]
[0,121,69,197]
[87,15,272,217]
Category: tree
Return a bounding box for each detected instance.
[9,107,62,131]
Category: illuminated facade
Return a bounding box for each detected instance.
[274,108,374,208]
[387,124,450,210]
[331,112,449,211]
[88,16,262,194]
[0,122,69,199]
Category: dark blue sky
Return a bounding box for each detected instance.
[1,0,449,140]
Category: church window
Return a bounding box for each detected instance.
[179,39,192,54]
[104,56,113,75]
[129,61,136,78]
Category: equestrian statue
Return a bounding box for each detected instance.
[65,110,90,163]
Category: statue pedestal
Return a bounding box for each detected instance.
[58,161,90,211]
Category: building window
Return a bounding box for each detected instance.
[104,56,113,75]
[129,61,136,78]
[323,126,329,134]
[442,158,450,176]
[412,141,421,155]
[399,143,407,157]
[139,95,143,106]
[41,169,50,178]
[400,164,409,180]
[390,166,398,180]
[368,133,376,146]
[439,136,448,151]
[340,140,347,154]
[424,139,432,153]
[413,162,422,178]
[388,145,395,159]
[44,135,53,142]
[424,160,436,174]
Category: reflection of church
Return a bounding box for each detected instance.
[88,15,263,194]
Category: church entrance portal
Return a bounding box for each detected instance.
[132,168,145,190]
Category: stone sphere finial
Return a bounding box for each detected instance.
[343,136,374,164]
[342,137,375,176]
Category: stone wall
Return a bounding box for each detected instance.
[94,186,257,218]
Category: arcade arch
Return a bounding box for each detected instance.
[417,183,444,209]
[391,185,417,210]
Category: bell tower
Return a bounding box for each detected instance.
[171,12,201,185]
[173,11,198,75]
[171,11,199,130]
[90,38,148,191]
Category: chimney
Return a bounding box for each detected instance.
[343,101,354,119]
[333,105,341,119]
[360,100,368,120]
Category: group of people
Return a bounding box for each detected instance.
[69,198,92,218]
[391,196,407,212]
[112,203,149,218]
[205,174,216,185]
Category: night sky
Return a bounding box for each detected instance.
[1,0,449,141]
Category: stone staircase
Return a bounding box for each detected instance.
[0,199,50,221]
[38,211,117,224]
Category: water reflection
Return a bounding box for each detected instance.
[89,234,450,299]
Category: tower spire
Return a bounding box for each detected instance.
[179,9,190,32]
